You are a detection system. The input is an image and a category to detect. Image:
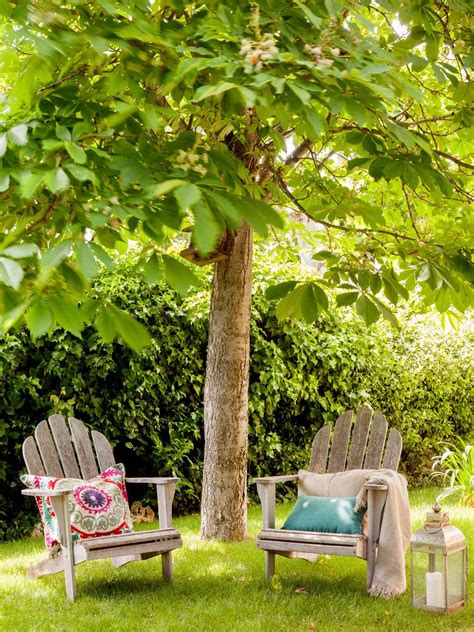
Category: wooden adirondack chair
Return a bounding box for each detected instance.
[255,408,402,591]
[21,414,182,601]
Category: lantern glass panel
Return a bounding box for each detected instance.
[447,549,465,608]
[411,548,446,610]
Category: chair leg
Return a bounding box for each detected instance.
[265,551,275,581]
[63,543,77,601]
[366,552,376,592]
[162,551,173,583]
[51,495,76,601]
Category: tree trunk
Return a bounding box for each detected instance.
[201,223,253,540]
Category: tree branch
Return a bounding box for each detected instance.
[284,139,312,167]
[275,171,421,243]
[28,198,58,231]
[435,150,474,171]
[402,184,422,240]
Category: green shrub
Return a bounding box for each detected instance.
[1,265,472,539]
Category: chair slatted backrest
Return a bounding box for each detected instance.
[22,415,116,478]
[309,408,402,474]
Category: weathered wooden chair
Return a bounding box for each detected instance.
[21,414,182,601]
[255,408,402,591]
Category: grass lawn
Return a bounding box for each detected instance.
[0,487,472,631]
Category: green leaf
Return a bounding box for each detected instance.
[174,183,202,212]
[345,100,367,126]
[192,203,222,255]
[20,173,43,199]
[355,295,380,325]
[49,296,85,337]
[95,305,117,344]
[163,255,200,295]
[65,164,98,184]
[0,133,7,157]
[336,291,359,306]
[193,82,237,102]
[109,304,152,352]
[0,257,23,289]
[43,138,63,152]
[64,142,87,164]
[252,200,285,230]
[149,179,185,198]
[76,243,99,280]
[288,82,311,105]
[312,284,329,310]
[43,167,70,194]
[266,281,297,300]
[435,287,451,313]
[276,286,305,321]
[230,197,268,237]
[371,296,399,328]
[295,1,322,28]
[8,123,28,146]
[324,0,342,17]
[39,241,72,284]
[72,122,92,142]
[0,171,9,192]
[304,108,324,138]
[300,284,319,323]
[369,274,382,295]
[1,244,39,258]
[55,124,71,142]
[345,130,365,145]
[25,301,53,338]
[417,263,431,282]
[89,243,114,269]
[205,191,241,229]
[143,253,164,286]
[60,262,88,293]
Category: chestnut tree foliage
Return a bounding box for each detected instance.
[0,0,472,342]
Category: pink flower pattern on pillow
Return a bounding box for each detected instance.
[21,464,133,549]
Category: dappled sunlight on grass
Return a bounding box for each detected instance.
[1,488,472,631]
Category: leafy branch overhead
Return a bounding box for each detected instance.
[0,0,472,342]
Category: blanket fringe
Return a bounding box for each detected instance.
[369,579,404,599]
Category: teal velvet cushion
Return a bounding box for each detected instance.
[282,495,366,535]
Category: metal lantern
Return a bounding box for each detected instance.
[410,502,467,613]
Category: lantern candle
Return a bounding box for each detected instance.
[426,571,444,608]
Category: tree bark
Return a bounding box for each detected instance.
[201,223,253,540]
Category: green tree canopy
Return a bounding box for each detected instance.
[0,0,472,340]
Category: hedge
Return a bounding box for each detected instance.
[1,266,472,539]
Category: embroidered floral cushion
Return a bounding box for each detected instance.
[21,464,133,549]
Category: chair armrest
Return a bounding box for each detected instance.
[125,477,179,529]
[365,485,388,546]
[253,475,298,485]
[255,476,298,530]
[22,488,73,497]
[126,477,180,485]
[22,488,74,563]
[363,483,388,491]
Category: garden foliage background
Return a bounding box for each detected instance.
[1,261,472,540]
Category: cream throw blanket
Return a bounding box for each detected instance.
[298,468,411,598]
